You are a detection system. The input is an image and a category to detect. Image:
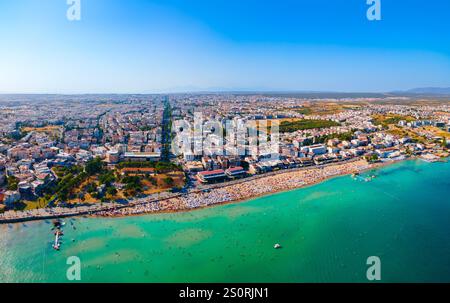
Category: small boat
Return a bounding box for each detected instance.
[53,233,62,251]
[274,244,282,249]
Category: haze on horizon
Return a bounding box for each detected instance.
[0,0,449,94]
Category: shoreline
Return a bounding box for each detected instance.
[98,161,390,219]
[0,157,409,224]
[91,158,397,219]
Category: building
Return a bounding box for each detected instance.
[106,150,120,164]
[197,169,227,183]
[298,157,314,167]
[308,144,327,155]
[122,152,161,162]
[376,147,398,158]
[185,161,204,173]
[225,166,246,179]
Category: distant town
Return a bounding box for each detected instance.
[0,93,449,222]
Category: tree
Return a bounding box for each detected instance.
[106,187,117,196]
[147,176,158,186]
[442,137,449,148]
[85,157,104,176]
[6,176,19,191]
[99,171,115,186]
[163,176,174,187]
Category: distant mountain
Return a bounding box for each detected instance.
[404,87,450,94]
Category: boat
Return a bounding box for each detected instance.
[274,243,282,249]
[53,232,62,251]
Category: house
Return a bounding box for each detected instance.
[376,147,398,158]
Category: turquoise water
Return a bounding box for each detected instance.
[1,159,450,283]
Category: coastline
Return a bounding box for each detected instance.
[100,160,392,219]
[92,158,396,218]
[0,157,408,224]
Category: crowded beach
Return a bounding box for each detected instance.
[0,159,371,223]
[94,159,371,217]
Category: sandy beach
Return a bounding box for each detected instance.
[0,158,391,223]
[94,159,376,218]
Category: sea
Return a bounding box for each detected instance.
[1,159,449,282]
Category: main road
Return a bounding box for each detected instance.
[160,96,172,162]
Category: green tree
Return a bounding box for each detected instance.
[163,176,174,187]
[6,176,19,191]
[85,157,105,176]
[106,187,118,196]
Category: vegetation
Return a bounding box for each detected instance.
[280,119,340,133]
[6,176,19,191]
[98,170,116,186]
[85,157,105,176]
[7,131,27,141]
[53,165,83,178]
[122,175,143,196]
[315,131,354,144]
[147,176,158,186]
[372,114,415,128]
[294,107,313,115]
[365,153,379,162]
[163,176,174,187]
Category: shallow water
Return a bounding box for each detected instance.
[1,160,449,282]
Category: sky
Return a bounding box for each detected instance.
[0,0,449,93]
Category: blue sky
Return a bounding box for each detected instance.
[0,0,449,93]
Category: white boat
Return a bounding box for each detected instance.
[52,230,62,250]
[274,243,281,249]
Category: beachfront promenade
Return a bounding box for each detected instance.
[0,158,371,224]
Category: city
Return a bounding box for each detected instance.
[1,93,449,221]
[1,0,450,288]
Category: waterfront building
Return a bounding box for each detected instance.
[225,166,246,178]
[197,169,227,183]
